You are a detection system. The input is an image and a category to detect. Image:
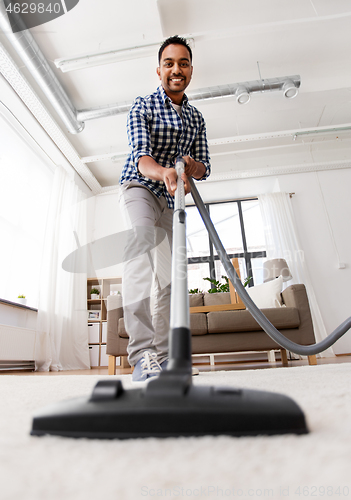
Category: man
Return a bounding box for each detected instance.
[119,35,211,381]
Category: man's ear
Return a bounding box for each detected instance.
[156,67,161,79]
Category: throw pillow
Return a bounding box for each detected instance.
[246,275,283,308]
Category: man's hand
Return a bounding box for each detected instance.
[138,155,195,197]
[163,167,178,197]
[183,156,206,180]
[163,168,191,196]
[181,172,191,195]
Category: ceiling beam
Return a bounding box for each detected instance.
[208,124,351,146]
[100,159,351,193]
[80,123,351,164]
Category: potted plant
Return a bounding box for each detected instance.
[203,276,230,293]
[17,294,27,305]
[203,275,252,292]
[90,288,100,300]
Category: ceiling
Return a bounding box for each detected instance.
[1,0,351,193]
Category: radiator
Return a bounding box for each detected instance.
[0,324,36,365]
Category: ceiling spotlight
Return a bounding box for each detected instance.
[283,79,298,99]
[235,85,250,104]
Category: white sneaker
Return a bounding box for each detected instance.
[132,352,162,382]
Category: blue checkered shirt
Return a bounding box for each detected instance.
[119,86,211,209]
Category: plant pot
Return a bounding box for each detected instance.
[17,298,27,306]
[90,294,100,300]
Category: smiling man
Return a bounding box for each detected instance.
[119,35,211,381]
[157,41,193,104]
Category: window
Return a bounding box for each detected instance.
[0,108,53,307]
[186,199,266,292]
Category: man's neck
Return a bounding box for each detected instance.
[163,88,184,105]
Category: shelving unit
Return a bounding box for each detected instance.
[87,277,122,367]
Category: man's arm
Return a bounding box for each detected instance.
[138,156,179,197]
[138,156,192,196]
[188,112,211,180]
[137,151,207,199]
[182,156,206,180]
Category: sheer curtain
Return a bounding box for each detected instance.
[36,166,90,371]
[0,107,53,306]
[258,192,334,358]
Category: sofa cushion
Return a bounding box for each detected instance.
[189,293,204,307]
[203,292,231,306]
[190,313,208,335]
[118,312,208,338]
[118,318,127,338]
[207,307,300,334]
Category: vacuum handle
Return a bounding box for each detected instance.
[170,156,190,329]
[174,156,186,211]
[168,156,192,371]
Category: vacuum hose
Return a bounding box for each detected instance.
[189,177,351,356]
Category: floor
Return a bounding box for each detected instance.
[4,352,351,376]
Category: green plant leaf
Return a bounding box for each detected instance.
[243,276,253,287]
[203,276,230,293]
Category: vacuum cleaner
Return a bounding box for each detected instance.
[31,158,351,439]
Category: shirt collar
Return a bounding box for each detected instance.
[157,85,189,108]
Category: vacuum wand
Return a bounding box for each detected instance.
[167,157,192,372]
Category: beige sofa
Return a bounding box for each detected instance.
[106,284,317,374]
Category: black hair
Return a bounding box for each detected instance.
[158,35,192,64]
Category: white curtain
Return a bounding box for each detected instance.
[258,192,334,358]
[36,166,90,371]
[0,106,53,306]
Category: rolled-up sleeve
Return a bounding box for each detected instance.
[127,98,153,172]
[190,115,211,180]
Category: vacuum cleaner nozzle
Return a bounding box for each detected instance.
[31,375,308,439]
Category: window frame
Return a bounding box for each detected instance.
[186,197,266,288]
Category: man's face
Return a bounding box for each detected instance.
[157,44,193,103]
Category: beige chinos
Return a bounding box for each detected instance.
[119,181,173,367]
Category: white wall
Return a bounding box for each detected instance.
[0,303,37,330]
[92,168,351,354]
[90,191,125,279]
[277,169,351,354]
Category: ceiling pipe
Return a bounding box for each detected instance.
[77,75,301,122]
[186,75,300,102]
[0,3,84,134]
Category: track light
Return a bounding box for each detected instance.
[55,39,195,73]
[282,79,298,99]
[55,44,159,72]
[235,85,250,104]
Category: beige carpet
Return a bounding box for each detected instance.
[1,364,351,500]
